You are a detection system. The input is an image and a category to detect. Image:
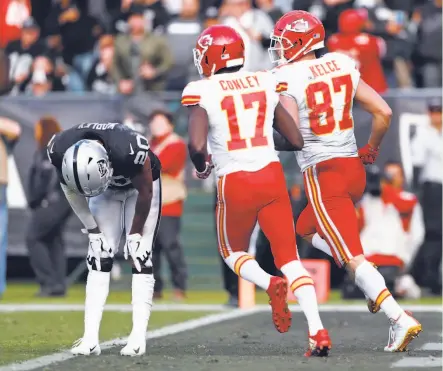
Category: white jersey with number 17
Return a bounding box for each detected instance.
[182,70,286,177]
[272,52,361,172]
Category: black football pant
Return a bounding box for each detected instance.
[411,182,442,294]
[152,216,188,293]
[26,204,69,294]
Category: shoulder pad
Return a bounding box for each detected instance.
[181,80,203,106]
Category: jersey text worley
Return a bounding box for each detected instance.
[181,70,284,177]
[272,52,361,172]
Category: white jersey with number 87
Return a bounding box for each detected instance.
[272,52,361,172]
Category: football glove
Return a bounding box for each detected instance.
[358,144,379,165]
[196,160,214,180]
[86,232,113,272]
[124,233,151,272]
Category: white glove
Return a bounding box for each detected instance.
[124,233,151,272]
[86,232,113,272]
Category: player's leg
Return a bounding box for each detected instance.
[216,174,271,290]
[71,188,124,355]
[217,172,291,333]
[305,163,421,351]
[258,166,330,355]
[120,179,161,356]
[296,203,336,259]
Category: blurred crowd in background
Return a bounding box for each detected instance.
[0,0,441,304]
[0,0,442,98]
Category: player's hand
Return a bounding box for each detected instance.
[124,233,151,272]
[195,157,214,179]
[86,232,113,272]
[358,144,379,165]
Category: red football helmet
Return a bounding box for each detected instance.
[269,10,325,65]
[193,25,245,77]
[338,9,368,34]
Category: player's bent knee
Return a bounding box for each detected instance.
[224,251,253,275]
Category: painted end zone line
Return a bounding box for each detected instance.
[0,303,441,313]
[0,307,262,371]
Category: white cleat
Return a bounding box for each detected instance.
[120,337,146,357]
[71,338,101,356]
[384,311,422,352]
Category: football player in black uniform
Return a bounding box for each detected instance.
[47,122,161,357]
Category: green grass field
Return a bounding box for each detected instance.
[1,283,441,305]
[0,311,210,366]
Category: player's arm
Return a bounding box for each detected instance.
[273,97,304,151]
[354,79,392,149]
[47,135,101,233]
[187,105,210,172]
[60,183,100,233]
[129,156,153,235]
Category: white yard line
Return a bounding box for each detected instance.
[391,357,442,368]
[420,343,443,351]
[0,307,262,371]
[391,338,442,368]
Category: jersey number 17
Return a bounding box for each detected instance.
[221,91,268,151]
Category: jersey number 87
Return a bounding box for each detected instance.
[221,91,268,151]
[306,74,354,136]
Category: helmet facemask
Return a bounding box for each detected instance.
[193,34,214,77]
[268,34,293,65]
[193,47,205,76]
[269,19,324,65]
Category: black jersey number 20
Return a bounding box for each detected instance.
[134,134,150,165]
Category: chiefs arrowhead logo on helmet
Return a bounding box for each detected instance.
[290,19,309,33]
[198,34,213,48]
[193,25,245,77]
[269,10,325,65]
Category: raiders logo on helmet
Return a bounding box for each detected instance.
[97,159,108,178]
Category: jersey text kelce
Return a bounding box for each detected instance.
[182,70,282,177]
[273,52,361,172]
[47,123,161,189]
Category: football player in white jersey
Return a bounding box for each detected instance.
[182,24,332,357]
[269,10,422,352]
